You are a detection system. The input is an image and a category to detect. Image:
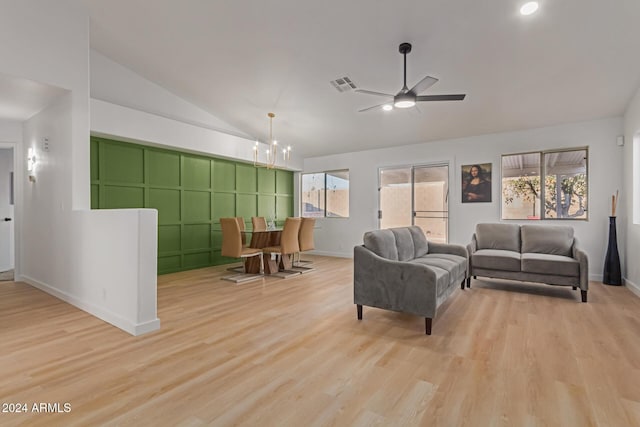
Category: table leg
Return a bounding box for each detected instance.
[263,253,279,275]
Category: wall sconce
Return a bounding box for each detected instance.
[27,147,36,182]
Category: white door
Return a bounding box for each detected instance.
[0,148,14,272]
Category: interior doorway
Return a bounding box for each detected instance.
[0,147,15,279]
[379,163,449,243]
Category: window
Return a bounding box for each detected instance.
[301,170,349,218]
[501,148,588,220]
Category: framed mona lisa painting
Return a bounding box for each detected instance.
[461,163,492,203]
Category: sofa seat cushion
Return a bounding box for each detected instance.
[407,259,451,295]
[472,249,521,272]
[521,253,579,277]
[411,253,467,279]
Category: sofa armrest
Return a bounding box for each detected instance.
[428,241,469,278]
[428,241,468,259]
[572,238,589,291]
[354,245,438,318]
[466,234,478,276]
[467,233,477,255]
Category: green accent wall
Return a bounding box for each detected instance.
[90,137,294,274]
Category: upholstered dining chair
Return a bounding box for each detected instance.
[293,217,315,272]
[220,217,263,283]
[236,217,247,246]
[262,217,302,278]
[252,216,267,232]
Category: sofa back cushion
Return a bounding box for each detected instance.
[521,225,574,256]
[363,229,398,260]
[363,226,429,261]
[408,226,429,258]
[475,223,521,252]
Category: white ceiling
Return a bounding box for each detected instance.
[0,73,68,121]
[73,0,640,158]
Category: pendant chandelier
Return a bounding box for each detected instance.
[253,112,291,169]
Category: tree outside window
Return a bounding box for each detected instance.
[502,149,587,220]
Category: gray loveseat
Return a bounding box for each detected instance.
[354,226,468,335]
[467,223,589,302]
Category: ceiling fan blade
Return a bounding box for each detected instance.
[358,103,388,112]
[355,89,394,98]
[410,76,438,95]
[416,94,466,102]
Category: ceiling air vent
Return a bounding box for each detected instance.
[330,76,357,93]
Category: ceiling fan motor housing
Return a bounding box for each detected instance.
[394,92,416,108]
[399,43,412,54]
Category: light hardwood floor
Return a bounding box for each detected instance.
[1,255,640,426]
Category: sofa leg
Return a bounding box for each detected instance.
[466,277,471,288]
[581,291,587,303]
[461,280,465,290]
[473,275,477,279]
[425,318,432,335]
[357,304,363,319]
[572,286,577,290]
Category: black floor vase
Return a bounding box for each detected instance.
[603,216,622,285]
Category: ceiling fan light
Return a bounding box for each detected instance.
[394,92,416,108]
[382,104,393,111]
[394,100,415,108]
[520,1,539,15]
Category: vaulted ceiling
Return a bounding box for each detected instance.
[73,0,640,158]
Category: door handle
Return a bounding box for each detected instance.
[3,218,11,222]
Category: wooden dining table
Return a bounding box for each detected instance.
[244,229,284,275]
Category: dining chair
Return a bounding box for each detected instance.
[293,217,315,272]
[236,217,247,246]
[262,217,302,278]
[220,217,264,283]
[252,216,267,232]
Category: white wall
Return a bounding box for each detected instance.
[623,86,640,296]
[70,209,159,335]
[304,117,624,280]
[90,53,303,170]
[0,119,22,142]
[90,50,252,140]
[2,0,159,336]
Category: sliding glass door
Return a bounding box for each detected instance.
[379,164,449,243]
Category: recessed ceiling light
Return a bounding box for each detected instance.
[520,1,539,16]
[382,104,393,111]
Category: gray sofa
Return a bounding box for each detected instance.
[354,226,468,335]
[467,223,589,302]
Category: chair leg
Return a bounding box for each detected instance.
[581,290,587,303]
[357,304,362,320]
[466,277,471,288]
[425,318,432,335]
[572,286,577,290]
[461,280,465,290]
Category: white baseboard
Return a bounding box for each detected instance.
[134,318,162,335]
[308,250,353,259]
[21,275,160,336]
[626,278,640,298]
[590,273,603,282]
